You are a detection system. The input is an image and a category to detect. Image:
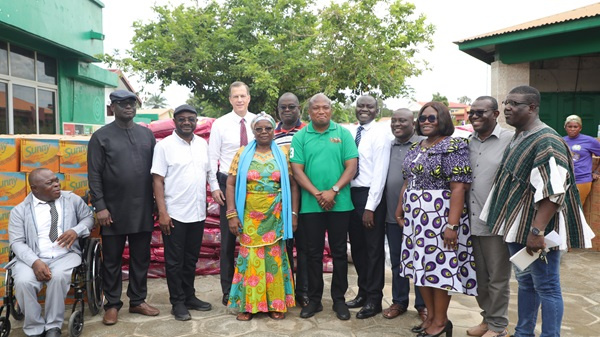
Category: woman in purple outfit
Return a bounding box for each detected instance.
[395,102,477,337]
[563,114,600,206]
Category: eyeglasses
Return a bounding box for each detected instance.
[278,104,298,111]
[418,115,437,123]
[468,109,492,117]
[502,100,530,107]
[175,116,197,123]
[115,100,136,108]
[254,127,273,133]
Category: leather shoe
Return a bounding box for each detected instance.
[45,328,61,337]
[345,295,366,308]
[222,293,229,306]
[332,302,350,320]
[185,296,212,311]
[129,302,160,316]
[295,294,310,307]
[467,321,488,336]
[417,307,428,322]
[300,301,323,318]
[171,303,191,321]
[356,303,382,319]
[103,308,118,325]
[382,303,407,319]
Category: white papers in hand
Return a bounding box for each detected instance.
[509,231,560,270]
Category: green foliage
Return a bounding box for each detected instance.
[144,93,168,108]
[102,0,434,120]
[432,92,448,107]
[457,95,471,105]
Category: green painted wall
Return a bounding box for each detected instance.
[540,92,600,137]
[0,0,105,60]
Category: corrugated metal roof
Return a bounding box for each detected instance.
[458,3,600,43]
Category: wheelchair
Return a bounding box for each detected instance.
[0,237,104,337]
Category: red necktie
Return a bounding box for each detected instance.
[240,119,248,146]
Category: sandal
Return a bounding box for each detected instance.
[269,312,285,320]
[236,312,253,321]
[382,303,407,319]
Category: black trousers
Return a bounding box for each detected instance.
[102,231,152,310]
[348,187,386,305]
[217,172,237,295]
[291,219,309,297]
[302,211,350,304]
[163,218,205,305]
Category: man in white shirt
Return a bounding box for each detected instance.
[8,168,94,337]
[152,104,221,321]
[346,95,391,319]
[208,81,257,306]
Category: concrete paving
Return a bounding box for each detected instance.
[7,249,600,336]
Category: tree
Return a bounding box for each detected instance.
[457,95,471,105]
[432,92,448,107]
[144,94,168,108]
[102,0,434,121]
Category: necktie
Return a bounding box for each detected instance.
[354,126,364,179]
[240,119,248,147]
[48,200,58,242]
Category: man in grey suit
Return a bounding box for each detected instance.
[8,168,94,337]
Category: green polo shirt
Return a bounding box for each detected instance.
[290,121,358,213]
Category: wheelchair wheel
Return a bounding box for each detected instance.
[68,310,83,337]
[86,238,104,315]
[11,300,24,321]
[0,316,10,337]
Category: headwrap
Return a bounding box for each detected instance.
[233,139,293,241]
[251,111,276,129]
[564,114,582,127]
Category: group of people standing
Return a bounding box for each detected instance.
[8,83,595,337]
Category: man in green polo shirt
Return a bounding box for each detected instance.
[290,93,358,321]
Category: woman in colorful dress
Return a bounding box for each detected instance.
[225,112,299,321]
[395,102,477,337]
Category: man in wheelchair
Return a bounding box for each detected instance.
[8,168,94,337]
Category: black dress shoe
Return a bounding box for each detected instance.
[332,302,350,320]
[356,303,382,319]
[345,295,366,308]
[185,296,212,311]
[222,293,229,306]
[295,294,310,307]
[171,303,191,321]
[45,328,62,337]
[300,301,323,318]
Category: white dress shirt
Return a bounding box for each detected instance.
[350,121,393,211]
[32,194,69,259]
[208,111,257,175]
[152,131,220,223]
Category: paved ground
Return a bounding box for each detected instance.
[7,249,600,336]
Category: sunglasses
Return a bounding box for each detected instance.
[115,100,136,108]
[254,127,273,133]
[502,100,530,107]
[468,109,492,117]
[418,115,437,123]
[278,104,298,111]
[175,116,197,123]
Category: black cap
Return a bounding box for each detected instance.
[109,90,137,102]
[174,104,198,116]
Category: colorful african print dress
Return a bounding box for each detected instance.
[399,137,477,295]
[227,149,296,313]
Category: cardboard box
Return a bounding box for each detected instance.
[20,136,62,173]
[62,173,89,201]
[0,172,27,206]
[0,135,22,172]
[0,206,11,241]
[59,136,90,173]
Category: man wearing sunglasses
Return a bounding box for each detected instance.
[88,90,159,325]
[273,92,309,307]
[481,85,594,337]
[466,96,513,337]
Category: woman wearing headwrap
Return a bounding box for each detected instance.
[226,112,299,321]
[563,114,600,205]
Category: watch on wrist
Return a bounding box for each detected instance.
[530,227,544,236]
[446,224,459,231]
[332,185,340,194]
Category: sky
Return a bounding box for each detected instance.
[101,0,600,109]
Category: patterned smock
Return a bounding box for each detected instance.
[399,137,477,295]
[227,148,296,313]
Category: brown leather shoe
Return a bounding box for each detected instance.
[129,302,160,316]
[417,307,428,322]
[382,303,407,319]
[103,308,118,325]
[467,321,488,336]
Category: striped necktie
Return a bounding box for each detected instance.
[48,200,58,242]
[354,126,364,179]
